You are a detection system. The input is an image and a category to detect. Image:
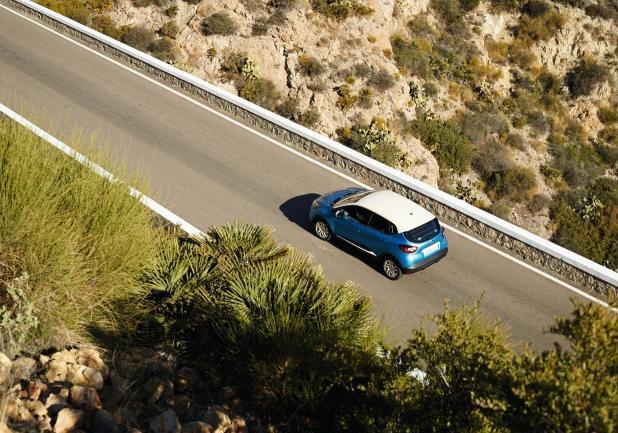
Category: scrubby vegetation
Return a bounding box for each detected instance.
[34,0,618,271]
[0,116,161,354]
[2,115,617,432]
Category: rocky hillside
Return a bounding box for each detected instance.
[0,347,254,433]
[38,0,618,268]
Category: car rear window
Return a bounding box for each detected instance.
[404,218,440,243]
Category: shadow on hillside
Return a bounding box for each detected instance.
[279,193,320,231]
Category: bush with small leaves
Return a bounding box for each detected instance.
[358,87,373,108]
[516,10,565,42]
[368,70,396,91]
[490,166,537,202]
[298,55,326,78]
[460,109,509,145]
[340,120,404,167]
[473,138,513,181]
[252,17,269,35]
[182,0,201,4]
[488,199,512,220]
[336,85,358,111]
[121,25,156,51]
[527,110,549,135]
[566,61,610,98]
[239,78,280,110]
[507,132,526,151]
[509,38,538,69]
[275,98,301,120]
[354,63,372,78]
[485,38,509,64]
[595,142,618,167]
[489,0,519,10]
[529,193,551,213]
[202,12,238,36]
[521,0,550,17]
[149,37,176,61]
[165,4,178,16]
[391,35,430,79]
[91,15,123,39]
[298,107,321,127]
[598,105,618,124]
[413,116,475,173]
[311,0,373,20]
[548,134,605,188]
[221,51,249,79]
[271,0,300,10]
[159,21,179,38]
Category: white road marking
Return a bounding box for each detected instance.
[1,4,614,309]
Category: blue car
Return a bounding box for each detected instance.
[309,187,448,280]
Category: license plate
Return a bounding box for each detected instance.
[422,242,440,256]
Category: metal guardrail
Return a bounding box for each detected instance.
[2,0,617,295]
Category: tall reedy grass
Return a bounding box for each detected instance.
[0,115,164,353]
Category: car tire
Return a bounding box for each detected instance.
[313,218,332,241]
[381,256,402,280]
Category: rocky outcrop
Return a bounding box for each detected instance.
[0,348,255,433]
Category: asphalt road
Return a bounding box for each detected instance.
[0,5,589,349]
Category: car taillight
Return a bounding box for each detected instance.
[442,226,446,237]
[399,244,418,254]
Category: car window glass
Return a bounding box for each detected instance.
[369,213,395,234]
[347,206,371,226]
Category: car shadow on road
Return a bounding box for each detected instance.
[279,193,381,274]
[279,193,320,231]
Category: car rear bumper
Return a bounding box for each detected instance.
[403,247,448,273]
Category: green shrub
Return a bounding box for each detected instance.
[390,35,431,79]
[271,0,300,10]
[489,0,520,10]
[339,120,404,167]
[368,69,396,91]
[548,134,605,188]
[165,4,178,17]
[566,60,609,98]
[298,107,321,127]
[521,0,550,17]
[430,0,465,25]
[252,17,269,35]
[595,142,618,167]
[239,78,280,110]
[516,11,565,42]
[473,138,512,181]
[91,14,123,39]
[159,21,179,38]
[488,199,512,219]
[202,12,238,36]
[529,193,552,212]
[459,109,509,145]
[354,63,372,78]
[149,37,176,61]
[551,188,618,270]
[507,132,526,150]
[413,116,475,173]
[490,166,537,202]
[0,117,161,353]
[336,85,358,111]
[598,105,618,124]
[182,0,201,4]
[298,55,326,78]
[527,110,549,135]
[311,0,373,20]
[276,97,301,120]
[121,25,156,51]
[39,0,92,24]
[358,87,373,109]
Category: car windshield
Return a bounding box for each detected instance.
[404,218,440,243]
[334,190,372,206]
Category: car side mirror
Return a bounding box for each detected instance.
[335,209,342,218]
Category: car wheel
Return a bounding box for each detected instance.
[381,256,402,280]
[313,218,332,241]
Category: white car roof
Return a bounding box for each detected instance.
[355,190,436,233]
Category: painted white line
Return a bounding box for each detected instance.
[1,4,614,307]
[0,102,203,237]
